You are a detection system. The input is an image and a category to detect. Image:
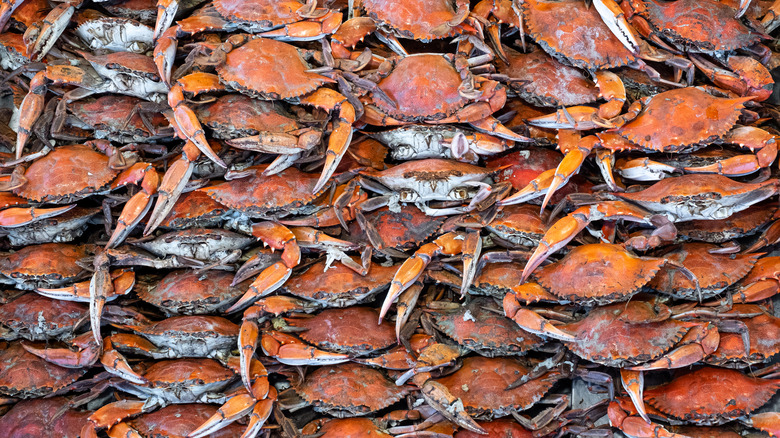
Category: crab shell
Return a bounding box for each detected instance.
[0,293,88,341]
[205,166,328,217]
[121,359,236,403]
[429,297,543,357]
[0,243,90,290]
[121,403,245,437]
[636,0,766,52]
[498,45,599,107]
[0,397,90,438]
[158,190,229,230]
[0,343,86,398]
[281,261,397,307]
[133,228,255,261]
[302,418,392,438]
[80,50,168,99]
[644,366,780,425]
[706,305,780,368]
[287,307,396,356]
[127,316,239,358]
[217,38,333,100]
[485,204,547,247]
[213,0,324,28]
[75,13,154,53]
[615,88,752,152]
[647,243,759,300]
[195,94,306,139]
[468,263,556,302]
[616,175,778,222]
[360,0,468,40]
[348,206,445,250]
[3,206,99,246]
[68,96,172,143]
[676,202,774,242]
[295,363,409,417]
[534,243,665,305]
[522,0,637,70]
[139,270,247,315]
[14,144,120,203]
[433,356,560,418]
[561,301,697,367]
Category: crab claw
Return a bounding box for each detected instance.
[299,88,356,194]
[261,331,349,366]
[89,251,113,346]
[144,143,200,236]
[735,0,752,18]
[168,84,226,168]
[101,336,148,385]
[22,331,100,368]
[187,394,256,438]
[502,292,576,341]
[380,232,465,321]
[608,399,687,438]
[36,270,135,302]
[498,168,555,206]
[154,0,179,40]
[419,380,486,434]
[620,369,649,424]
[241,394,275,438]
[0,205,75,227]
[538,133,599,212]
[107,164,161,248]
[522,208,591,281]
[683,127,777,176]
[16,71,47,160]
[24,3,74,61]
[592,0,640,53]
[239,320,260,393]
[85,399,149,435]
[0,0,23,30]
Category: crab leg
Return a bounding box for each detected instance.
[106,163,162,248]
[143,142,201,235]
[260,330,350,365]
[684,127,778,176]
[167,82,227,168]
[0,0,23,30]
[15,71,47,160]
[299,88,356,194]
[36,270,135,302]
[153,0,179,39]
[0,205,74,227]
[620,369,649,424]
[256,10,343,40]
[502,286,576,341]
[380,232,466,321]
[22,331,101,368]
[626,323,719,371]
[82,399,150,438]
[227,222,301,312]
[608,399,687,438]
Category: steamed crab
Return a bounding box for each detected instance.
[528,87,778,209]
[0,243,90,290]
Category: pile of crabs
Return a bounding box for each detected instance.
[3,0,780,436]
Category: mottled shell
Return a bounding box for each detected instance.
[0,343,86,398]
[498,46,599,107]
[485,204,547,247]
[648,243,758,299]
[0,243,89,288]
[14,145,117,203]
[158,190,229,230]
[142,359,235,387]
[638,0,765,52]
[196,94,302,139]
[645,367,780,424]
[205,166,326,217]
[372,55,468,121]
[214,0,306,26]
[348,206,444,250]
[706,306,780,367]
[0,294,88,341]
[217,38,332,99]
[431,297,542,356]
[361,0,467,40]
[304,418,392,438]
[81,50,161,76]
[281,261,397,307]
[562,301,691,367]
[676,203,774,242]
[433,356,559,418]
[0,397,90,438]
[454,418,533,437]
[289,307,395,355]
[296,363,409,417]
[535,244,665,304]
[617,88,751,151]
[127,404,245,438]
[522,0,637,69]
[139,270,245,315]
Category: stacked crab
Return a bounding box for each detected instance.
[1,0,780,436]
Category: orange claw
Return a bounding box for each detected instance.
[16,71,47,160]
[539,132,600,212]
[239,320,259,394]
[168,84,226,168]
[107,164,161,248]
[187,394,256,438]
[0,205,74,227]
[620,369,648,424]
[380,232,466,321]
[22,331,100,368]
[154,0,179,40]
[503,301,576,341]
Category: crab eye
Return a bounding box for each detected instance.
[399,190,419,202]
[449,188,469,200]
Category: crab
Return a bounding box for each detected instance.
[106,403,247,438]
[6,141,161,248]
[0,206,99,246]
[74,9,154,53]
[129,228,255,264]
[421,356,565,434]
[284,362,410,418]
[0,396,91,438]
[83,357,273,438]
[15,52,168,159]
[349,205,446,255]
[150,37,354,206]
[454,418,535,437]
[595,0,773,99]
[521,174,779,280]
[727,256,780,304]
[423,297,544,357]
[528,87,778,209]
[0,243,90,290]
[647,243,760,300]
[357,159,505,216]
[0,293,88,341]
[355,53,528,144]
[370,125,512,163]
[156,190,230,231]
[101,308,239,368]
[676,201,776,243]
[700,304,780,368]
[0,342,87,398]
[138,269,250,315]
